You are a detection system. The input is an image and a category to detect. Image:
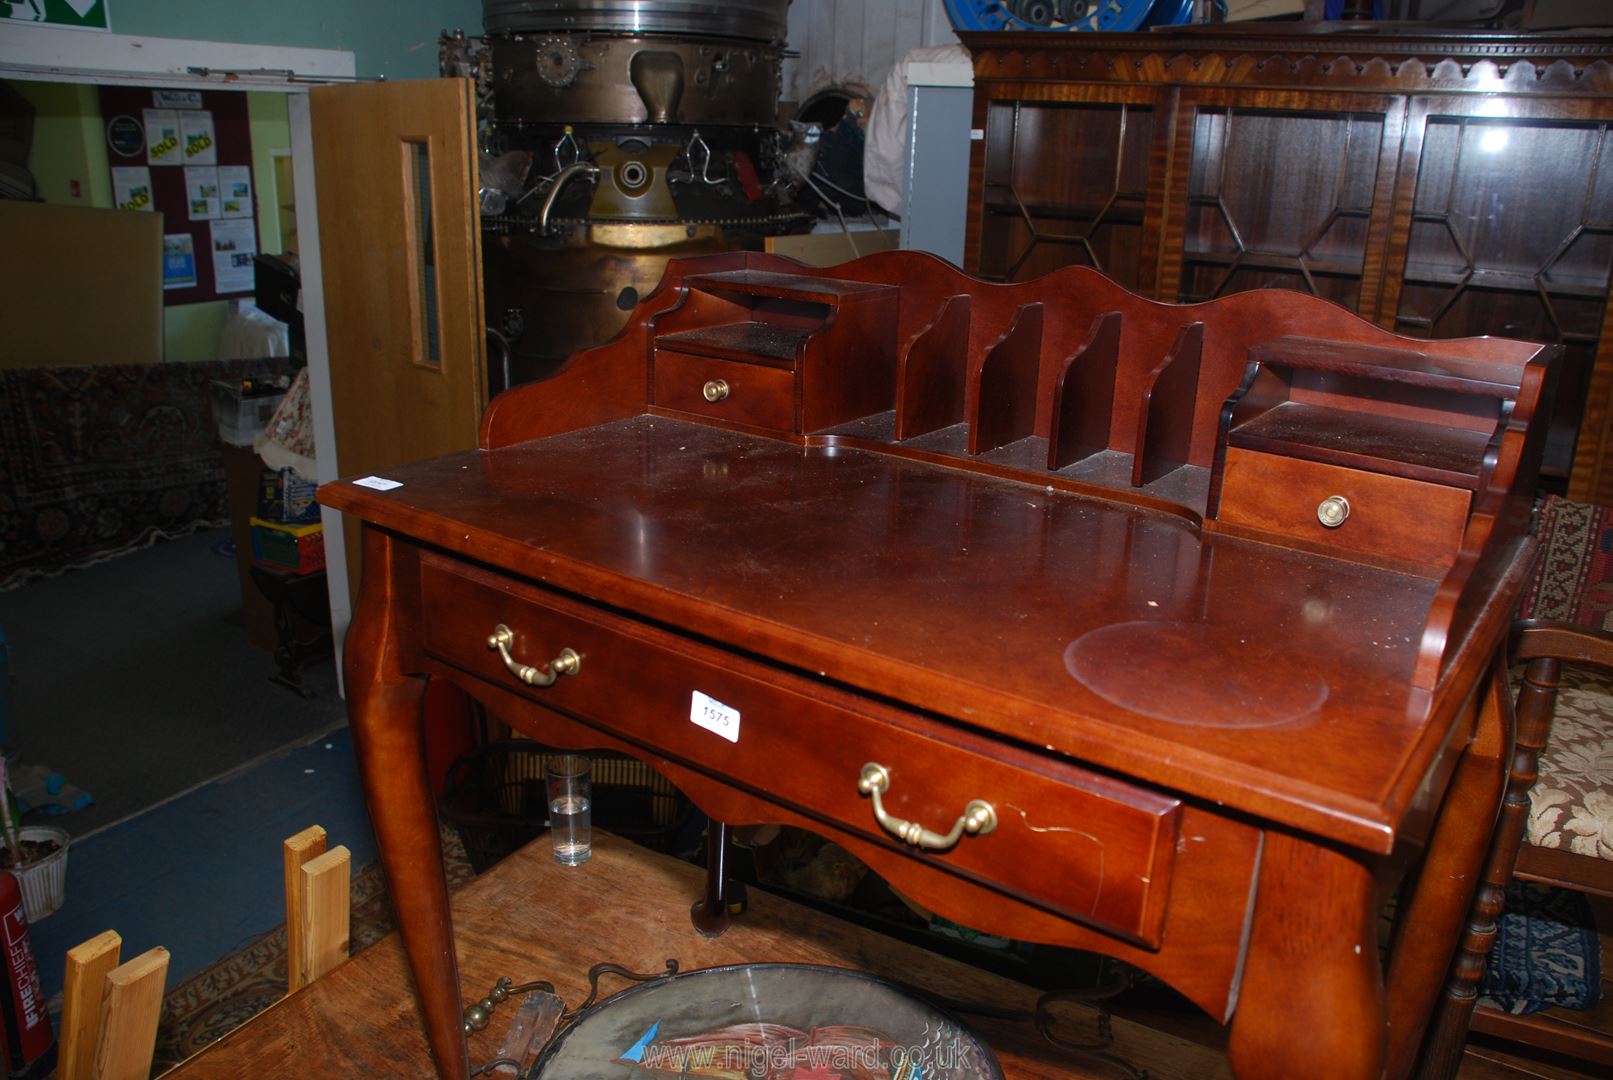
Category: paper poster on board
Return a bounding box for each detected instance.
[111,166,154,211]
[218,165,253,219]
[163,234,197,290]
[210,218,257,294]
[185,166,220,220]
[180,110,217,165]
[143,109,180,165]
[153,90,203,110]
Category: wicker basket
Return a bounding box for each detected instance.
[9,825,69,922]
[441,741,692,872]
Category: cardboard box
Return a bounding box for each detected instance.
[250,517,325,574]
[255,467,320,525]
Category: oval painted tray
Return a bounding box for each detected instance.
[531,963,1004,1079]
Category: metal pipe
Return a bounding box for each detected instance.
[486,327,513,394]
[538,162,600,233]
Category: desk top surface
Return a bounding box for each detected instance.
[325,415,1512,852]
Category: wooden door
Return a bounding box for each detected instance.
[965,84,1171,293]
[309,78,485,587]
[1379,95,1613,494]
[1156,88,1407,317]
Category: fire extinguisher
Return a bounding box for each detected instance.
[0,872,54,1078]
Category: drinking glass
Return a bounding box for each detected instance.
[545,755,592,866]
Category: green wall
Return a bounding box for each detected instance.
[10,80,108,206]
[10,2,483,359]
[247,93,288,256]
[107,0,484,81]
[10,82,292,362]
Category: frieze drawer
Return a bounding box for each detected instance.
[418,553,1182,948]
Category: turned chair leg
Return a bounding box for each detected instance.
[1417,656,1558,1079]
[690,820,741,937]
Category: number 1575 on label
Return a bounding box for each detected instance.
[690,691,741,743]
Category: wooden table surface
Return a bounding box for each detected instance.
[163,832,1227,1078]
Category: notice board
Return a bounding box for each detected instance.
[99,86,259,306]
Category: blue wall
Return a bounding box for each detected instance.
[108,0,484,81]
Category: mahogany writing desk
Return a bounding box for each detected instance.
[320,251,1558,1079]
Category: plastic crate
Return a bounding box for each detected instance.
[249,517,325,573]
[440,740,693,873]
[211,376,289,447]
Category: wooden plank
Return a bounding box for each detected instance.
[1515,841,1613,900]
[1470,1005,1613,1068]
[1047,311,1122,470]
[59,930,120,1080]
[1134,322,1204,486]
[93,947,169,1080]
[764,228,900,266]
[282,825,327,994]
[895,293,972,440]
[970,302,1043,454]
[299,845,352,987]
[0,202,162,368]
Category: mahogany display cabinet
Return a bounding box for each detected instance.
[959,23,1613,501]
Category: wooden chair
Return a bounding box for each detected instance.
[57,826,351,1080]
[1423,619,1613,1074]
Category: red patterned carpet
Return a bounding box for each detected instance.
[0,359,290,591]
[1518,495,1613,628]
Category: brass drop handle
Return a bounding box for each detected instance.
[857,763,996,851]
[486,624,580,687]
[1317,495,1351,528]
[702,379,730,403]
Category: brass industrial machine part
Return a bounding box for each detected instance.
[459,0,806,392]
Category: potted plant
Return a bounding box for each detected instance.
[0,759,68,922]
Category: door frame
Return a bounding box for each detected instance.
[0,28,361,678]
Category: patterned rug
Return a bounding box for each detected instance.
[1518,494,1613,628]
[151,825,476,1072]
[0,358,291,591]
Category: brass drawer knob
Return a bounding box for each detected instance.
[1317,495,1351,528]
[702,378,730,403]
[486,624,580,687]
[857,762,996,852]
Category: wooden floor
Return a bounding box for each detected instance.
[160,833,1607,1078]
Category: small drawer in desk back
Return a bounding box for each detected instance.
[1212,337,1514,570]
[1217,449,1471,568]
[646,270,898,436]
[418,554,1182,948]
[653,350,795,432]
